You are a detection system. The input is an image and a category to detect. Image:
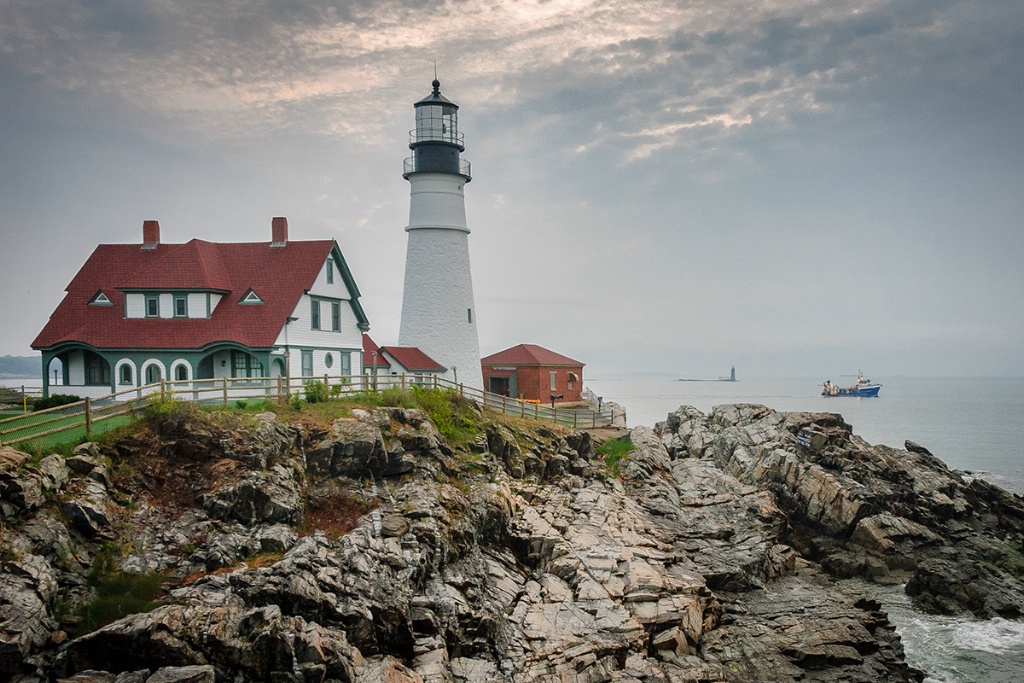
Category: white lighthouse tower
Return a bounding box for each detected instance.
[398,78,483,391]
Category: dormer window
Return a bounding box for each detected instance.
[174,295,188,317]
[239,288,263,305]
[89,290,113,306]
[146,295,159,317]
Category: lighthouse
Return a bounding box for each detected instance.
[398,79,483,391]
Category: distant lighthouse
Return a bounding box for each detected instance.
[398,78,483,391]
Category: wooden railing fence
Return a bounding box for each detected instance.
[0,374,622,449]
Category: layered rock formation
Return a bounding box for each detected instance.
[3,399,1022,682]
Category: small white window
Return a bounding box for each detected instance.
[146,296,159,317]
[326,260,334,284]
[550,372,557,391]
[240,289,263,304]
[89,291,113,306]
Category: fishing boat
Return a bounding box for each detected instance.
[821,372,881,397]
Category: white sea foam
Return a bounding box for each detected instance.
[843,581,1024,683]
[951,617,1024,654]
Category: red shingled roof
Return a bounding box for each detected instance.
[362,334,392,369]
[33,238,350,350]
[481,344,584,367]
[118,239,234,291]
[381,346,446,372]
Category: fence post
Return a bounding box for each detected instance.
[85,396,92,437]
[160,379,166,401]
[223,377,228,406]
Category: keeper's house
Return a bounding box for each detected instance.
[32,218,369,398]
[480,344,584,404]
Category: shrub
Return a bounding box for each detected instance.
[410,387,479,444]
[305,380,329,404]
[145,394,185,418]
[412,386,454,436]
[33,394,82,411]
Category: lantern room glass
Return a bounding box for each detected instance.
[415,103,459,144]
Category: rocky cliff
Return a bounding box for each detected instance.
[3,397,1024,682]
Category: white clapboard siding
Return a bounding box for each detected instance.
[125,293,145,318]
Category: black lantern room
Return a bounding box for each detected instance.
[404,79,472,181]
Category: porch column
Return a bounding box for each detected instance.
[40,352,50,398]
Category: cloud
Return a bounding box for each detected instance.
[1,0,1023,375]
[4,0,1020,158]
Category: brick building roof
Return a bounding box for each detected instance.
[481,344,584,367]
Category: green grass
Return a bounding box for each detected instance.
[335,387,418,409]
[0,408,136,453]
[597,437,634,478]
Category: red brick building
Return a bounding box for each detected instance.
[480,344,584,404]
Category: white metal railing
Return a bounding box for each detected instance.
[403,156,471,177]
[0,374,621,448]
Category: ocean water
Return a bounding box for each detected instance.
[585,375,1024,683]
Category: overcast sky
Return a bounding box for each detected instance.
[1,0,1022,379]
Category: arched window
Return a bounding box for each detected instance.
[119,364,133,385]
[175,364,188,381]
[145,364,162,384]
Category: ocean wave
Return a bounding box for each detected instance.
[951,617,1024,654]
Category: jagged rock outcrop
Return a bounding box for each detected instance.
[7,397,1017,681]
[657,403,1024,617]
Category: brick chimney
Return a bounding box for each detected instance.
[142,220,160,250]
[271,216,288,247]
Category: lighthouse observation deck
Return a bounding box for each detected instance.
[403,155,471,179]
[409,126,464,147]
